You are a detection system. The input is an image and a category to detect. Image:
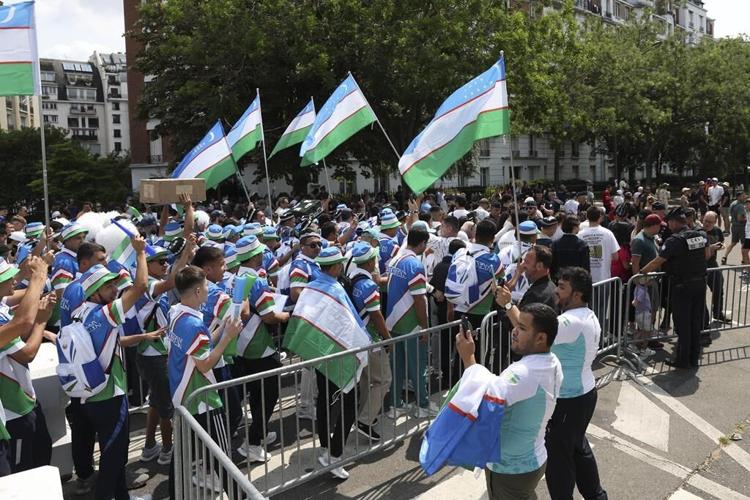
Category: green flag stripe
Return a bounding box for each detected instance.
[402,108,510,194]
[198,155,238,190]
[0,63,35,96]
[230,126,262,161]
[269,125,312,158]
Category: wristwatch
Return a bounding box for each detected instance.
[503,302,513,311]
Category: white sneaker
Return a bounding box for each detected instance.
[385,405,410,419]
[262,431,277,446]
[639,347,656,358]
[237,442,270,462]
[412,402,439,418]
[191,465,221,492]
[130,495,153,500]
[139,442,162,462]
[317,450,350,480]
[157,445,172,465]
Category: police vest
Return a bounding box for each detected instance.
[663,228,707,282]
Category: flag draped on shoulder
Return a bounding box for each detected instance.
[269,98,315,159]
[227,94,263,161]
[399,57,510,194]
[0,1,41,96]
[171,121,237,190]
[299,74,376,166]
[283,276,370,393]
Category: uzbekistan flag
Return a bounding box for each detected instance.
[269,98,315,158]
[283,278,371,392]
[227,94,262,161]
[172,121,237,190]
[399,57,510,194]
[299,74,376,166]
[0,1,41,96]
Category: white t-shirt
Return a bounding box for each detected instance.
[552,307,600,398]
[578,225,619,283]
[708,185,724,206]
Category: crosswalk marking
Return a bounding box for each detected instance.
[613,382,670,452]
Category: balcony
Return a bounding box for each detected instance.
[574,0,602,14]
[70,106,96,115]
[70,128,98,140]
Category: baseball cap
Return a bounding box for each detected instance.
[644,214,662,227]
[539,216,558,228]
[519,220,538,235]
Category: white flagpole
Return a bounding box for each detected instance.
[321,158,333,194]
[500,51,521,244]
[348,71,401,161]
[257,89,274,217]
[31,5,50,248]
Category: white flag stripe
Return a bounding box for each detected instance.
[283,110,315,136]
[227,108,261,146]
[399,80,508,174]
[0,30,33,62]
[177,138,233,178]
[304,89,369,152]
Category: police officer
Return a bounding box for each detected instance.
[641,207,709,369]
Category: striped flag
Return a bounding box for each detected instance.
[398,57,510,194]
[0,1,41,96]
[172,121,237,190]
[299,74,376,166]
[227,94,262,161]
[269,99,315,159]
[283,278,371,392]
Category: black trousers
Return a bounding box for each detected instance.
[233,356,282,445]
[315,370,356,458]
[672,281,706,366]
[545,389,607,500]
[169,409,240,499]
[6,403,52,473]
[66,397,96,480]
[706,270,724,318]
[214,364,243,436]
[82,395,130,500]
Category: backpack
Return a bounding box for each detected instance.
[56,308,108,401]
[444,247,488,309]
[340,269,370,306]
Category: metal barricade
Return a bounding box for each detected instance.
[479,310,510,372]
[178,320,461,497]
[591,277,624,357]
[621,266,750,365]
[174,405,267,500]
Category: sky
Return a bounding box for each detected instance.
[22,0,750,61]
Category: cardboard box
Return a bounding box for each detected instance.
[139,178,207,204]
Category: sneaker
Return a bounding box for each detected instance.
[139,442,162,462]
[237,442,270,462]
[412,402,439,419]
[385,405,410,419]
[318,450,350,480]
[638,347,656,358]
[191,466,221,492]
[130,495,153,500]
[157,445,173,466]
[262,431,277,446]
[126,470,149,490]
[74,473,96,495]
[356,421,381,441]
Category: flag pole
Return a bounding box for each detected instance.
[39,105,51,249]
[500,51,521,245]
[321,158,333,194]
[258,88,274,218]
[348,71,401,161]
[234,166,252,206]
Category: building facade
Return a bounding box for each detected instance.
[1,95,40,131]
[90,52,130,156]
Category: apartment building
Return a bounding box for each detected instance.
[1,95,40,131]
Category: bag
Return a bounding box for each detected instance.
[444,247,487,309]
[56,317,108,401]
[340,273,369,306]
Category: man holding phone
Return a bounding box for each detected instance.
[455,302,562,500]
[703,212,728,322]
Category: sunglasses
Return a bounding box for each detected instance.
[157,259,169,265]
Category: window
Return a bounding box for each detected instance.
[113,129,121,138]
[478,139,491,157]
[112,114,120,124]
[42,85,57,98]
[571,141,579,157]
[110,88,120,98]
[112,102,120,111]
[67,88,96,100]
[480,167,490,186]
[67,117,79,127]
[114,142,122,152]
[528,135,535,156]
[572,165,580,178]
[43,115,58,124]
[42,102,57,110]
[41,71,56,82]
[88,118,99,128]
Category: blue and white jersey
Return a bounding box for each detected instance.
[487,352,562,475]
[551,307,599,399]
[287,254,321,295]
[59,277,86,328]
[499,241,533,303]
[377,233,399,275]
[262,248,280,279]
[453,243,503,316]
[51,248,78,291]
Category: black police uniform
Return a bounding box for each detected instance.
[660,225,708,367]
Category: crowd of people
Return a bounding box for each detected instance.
[0,175,739,499]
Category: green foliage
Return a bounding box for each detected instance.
[132,0,750,188]
[0,127,131,209]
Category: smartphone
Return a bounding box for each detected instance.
[496,276,506,288]
[461,315,474,339]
